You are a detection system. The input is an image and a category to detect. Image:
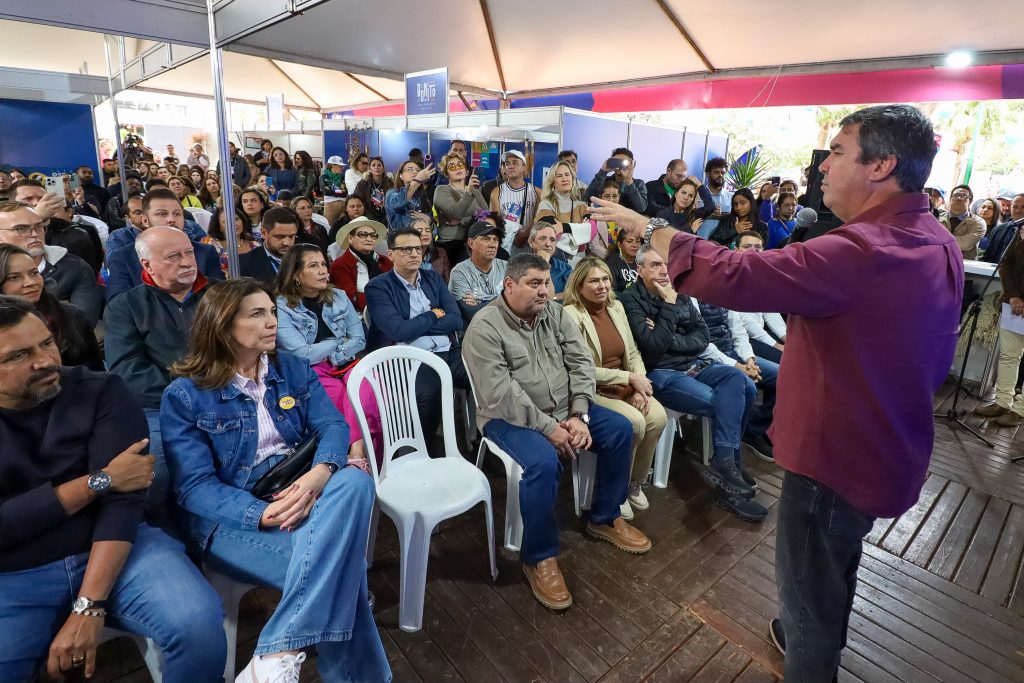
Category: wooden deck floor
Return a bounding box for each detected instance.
[91,380,1024,682]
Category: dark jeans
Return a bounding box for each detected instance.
[726,353,778,436]
[751,338,783,365]
[775,472,875,682]
[415,348,470,439]
[482,404,631,565]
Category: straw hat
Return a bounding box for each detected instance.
[336,215,388,250]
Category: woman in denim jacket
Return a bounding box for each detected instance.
[161,278,390,682]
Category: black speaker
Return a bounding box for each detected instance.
[804,149,831,217]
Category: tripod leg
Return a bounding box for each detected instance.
[950,417,996,448]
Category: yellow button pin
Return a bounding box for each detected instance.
[278,395,296,410]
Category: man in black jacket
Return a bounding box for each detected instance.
[644,159,688,217]
[0,296,224,680]
[239,206,298,285]
[619,245,765,521]
[12,180,104,274]
[216,141,252,188]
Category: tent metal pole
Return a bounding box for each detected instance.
[102,36,129,204]
[207,0,239,278]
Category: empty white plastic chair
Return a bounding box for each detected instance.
[189,208,212,232]
[347,346,497,632]
[203,566,258,682]
[100,628,162,681]
[652,410,712,488]
[464,359,596,552]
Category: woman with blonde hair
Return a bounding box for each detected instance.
[433,150,488,264]
[531,160,608,263]
[563,256,667,519]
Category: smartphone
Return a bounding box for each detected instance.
[425,154,433,164]
[43,177,68,206]
[770,175,781,186]
[606,157,627,171]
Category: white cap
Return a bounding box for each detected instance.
[501,150,527,164]
[326,155,346,166]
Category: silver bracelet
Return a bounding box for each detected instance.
[643,218,670,244]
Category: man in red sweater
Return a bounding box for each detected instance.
[591,104,962,682]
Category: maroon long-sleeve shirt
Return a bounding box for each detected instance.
[668,193,963,518]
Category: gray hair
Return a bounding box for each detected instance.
[505,253,550,282]
[135,225,181,262]
[529,222,557,242]
[635,244,659,267]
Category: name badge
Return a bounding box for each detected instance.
[278,396,296,410]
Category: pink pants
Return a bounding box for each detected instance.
[312,361,383,466]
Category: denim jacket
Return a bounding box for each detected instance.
[275,290,365,367]
[160,352,348,551]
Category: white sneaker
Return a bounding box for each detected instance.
[619,500,634,520]
[236,651,306,683]
[628,481,649,510]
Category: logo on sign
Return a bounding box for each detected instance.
[416,82,436,104]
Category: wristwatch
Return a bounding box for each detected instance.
[87,470,112,494]
[570,411,590,425]
[643,217,670,245]
[322,462,340,474]
[72,596,109,615]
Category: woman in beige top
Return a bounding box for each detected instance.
[432,151,488,265]
[563,256,667,519]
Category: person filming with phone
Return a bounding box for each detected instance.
[585,147,647,214]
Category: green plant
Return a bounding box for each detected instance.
[726,145,770,192]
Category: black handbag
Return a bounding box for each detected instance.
[249,434,320,502]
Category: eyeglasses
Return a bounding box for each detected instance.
[391,245,422,255]
[951,192,971,200]
[352,231,378,239]
[0,224,44,237]
[446,162,466,170]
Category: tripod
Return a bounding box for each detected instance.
[935,226,1021,453]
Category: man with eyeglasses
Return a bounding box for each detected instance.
[449,221,508,326]
[0,201,102,325]
[365,227,470,439]
[942,184,986,260]
[11,179,104,276]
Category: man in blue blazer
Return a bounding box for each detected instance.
[364,227,470,438]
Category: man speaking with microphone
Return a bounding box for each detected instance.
[590,104,963,682]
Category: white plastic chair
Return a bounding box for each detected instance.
[203,566,258,682]
[464,359,596,552]
[189,208,212,231]
[455,387,478,448]
[347,346,497,632]
[100,628,162,681]
[652,409,712,488]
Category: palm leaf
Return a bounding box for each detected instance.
[726,145,770,192]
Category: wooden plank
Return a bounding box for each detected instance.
[838,646,901,683]
[902,480,968,566]
[690,598,783,677]
[731,662,778,683]
[596,609,703,683]
[844,623,941,683]
[954,496,1011,593]
[878,474,947,556]
[688,642,750,683]
[561,564,649,650]
[981,504,1024,605]
[864,515,897,546]
[646,625,725,683]
[927,488,988,580]
[715,573,777,621]
[379,627,426,683]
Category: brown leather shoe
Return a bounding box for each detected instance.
[995,412,1024,427]
[523,558,572,610]
[586,517,652,554]
[974,402,1008,418]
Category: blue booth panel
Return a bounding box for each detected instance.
[323,130,379,167]
[380,131,429,175]
[628,124,685,185]
[706,134,730,166]
[0,99,98,178]
[682,131,709,183]
[561,111,629,194]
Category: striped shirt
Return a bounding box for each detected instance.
[231,354,287,466]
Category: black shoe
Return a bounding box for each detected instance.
[702,459,754,496]
[738,468,757,500]
[768,618,785,655]
[743,433,775,462]
[713,490,768,522]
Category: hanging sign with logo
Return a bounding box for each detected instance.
[404,68,449,116]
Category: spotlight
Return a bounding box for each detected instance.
[945,51,973,69]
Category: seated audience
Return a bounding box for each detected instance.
[239,207,299,286]
[293,151,319,198]
[276,244,365,413]
[463,254,651,610]
[0,296,225,681]
[644,159,689,217]
[528,221,571,301]
[161,278,389,682]
[240,187,269,241]
[709,188,769,246]
[0,244,101,370]
[563,257,667,519]
[168,176,202,209]
[198,175,222,212]
[488,151,540,251]
[606,228,642,293]
[328,195,368,253]
[757,179,800,224]
[353,157,392,227]
[346,154,369,196]
[655,177,716,233]
[413,216,451,283]
[977,197,1002,247]
[105,189,223,300]
[585,147,647,213]
[535,160,588,224]
[619,246,766,522]
[291,196,331,251]
[201,205,259,274]
[733,233,786,363]
[0,167,10,200]
[105,188,206,260]
[329,216,392,313]
[695,157,733,238]
[11,179,104,275]
[982,193,1024,264]
[943,184,986,260]
[433,151,488,265]
[766,192,799,249]
[266,146,298,194]
[0,201,101,325]
[448,221,507,324]
[102,173,144,230]
[386,160,434,232]
[926,186,948,222]
[186,143,210,170]
[364,228,468,438]
[321,155,350,225]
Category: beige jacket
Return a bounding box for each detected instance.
[463,295,595,435]
[564,300,647,387]
[942,213,987,260]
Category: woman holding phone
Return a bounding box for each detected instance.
[433,151,488,265]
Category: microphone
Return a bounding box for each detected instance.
[795,207,818,229]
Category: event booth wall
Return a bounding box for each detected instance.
[0,98,99,177]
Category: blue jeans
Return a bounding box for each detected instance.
[648,364,755,461]
[725,353,779,437]
[204,458,391,682]
[750,338,783,365]
[482,404,632,566]
[0,524,225,683]
[775,472,875,682]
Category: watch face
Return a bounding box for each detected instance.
[72,597,90,613]
[87,471,111,493]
